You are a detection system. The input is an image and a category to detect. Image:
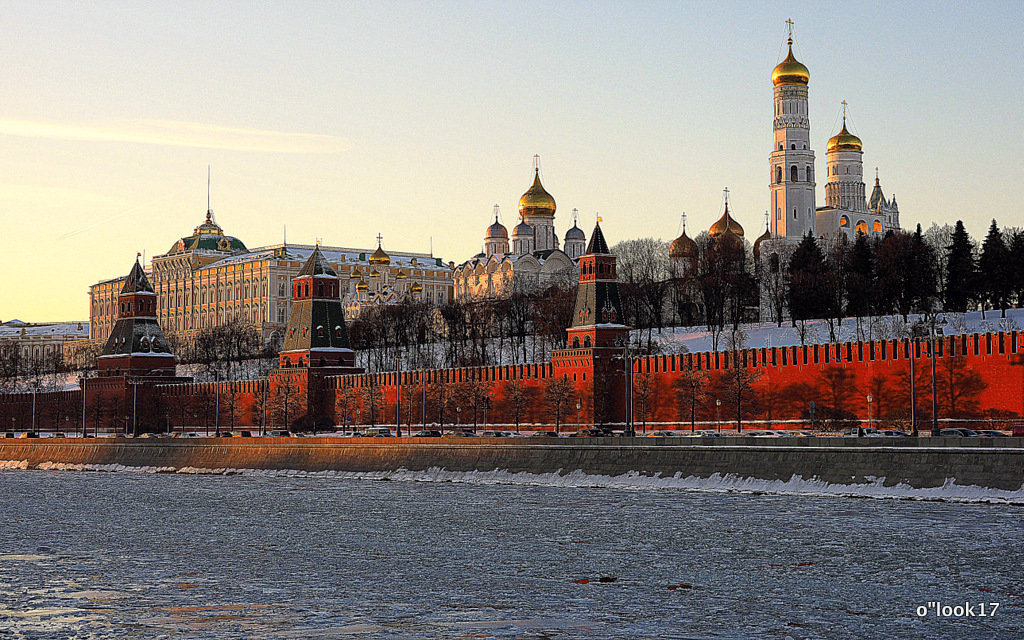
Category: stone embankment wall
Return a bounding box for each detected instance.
[2,438,1022,491]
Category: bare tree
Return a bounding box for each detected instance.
[504,378,530,432]
[673,355,709,432]
[543,375,575,433]
[632,371,654,432]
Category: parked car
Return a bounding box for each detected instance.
[480,430,506,438]
[442,430,478,438]
[645,431,674,438]
[503,431,529,438]
[877,430,910,437]
[939,428,978,437]
[266,430,295,437]
[172,432,202,438]
[3,431,14,438]
[138,433,160,438]
[843,427,880,437]
[231,431,252,438]
[359,427,393,437]
[17,431,37,439]
[411,430,442,438]
[975,430,1009,437]
[529,431,561,438]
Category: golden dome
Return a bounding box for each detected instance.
[369,243,390,265]
[350,267,362,279]
[396,270,407,280]
[518,168,556,218]
[356,279,369,292]
[368,268,380,278]
[709,202,744,238]
[410,281,423,293]
[669,228,698,259]
[753,227,772,259]
[772,40,809,86]
[827,122,863,152]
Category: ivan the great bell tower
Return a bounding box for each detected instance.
[768,20,816,240]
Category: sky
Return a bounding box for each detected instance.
[1,1,1022,322]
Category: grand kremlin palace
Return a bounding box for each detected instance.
[89,210,453,345]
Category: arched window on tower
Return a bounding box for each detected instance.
[775,166,782,183]
[791,165,798,182]
[790,144,796,150]
[807,167,813,182]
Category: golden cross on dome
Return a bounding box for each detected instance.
[376,233,383,247]
[532,154,540,171]
[786,18,794,42]
[681,212,687,231]
[841,100,848,125]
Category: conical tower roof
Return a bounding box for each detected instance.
[120,257,155,294]
[298,246,337,277]
[586,221,610,254]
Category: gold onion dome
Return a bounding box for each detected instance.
[396,270,407,280]
[518,168,556,218]
[350,267,362,279]
[410,281,423,293]
[709,202,744,238]
[669,227,698,259]
[827,122,863,152]
[369,243,390,265]
[356,279,369,291]
[772,39,809,86]
[753,227,772,259]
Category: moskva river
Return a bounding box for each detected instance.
[0,469,1020,639]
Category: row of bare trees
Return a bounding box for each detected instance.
[627,341,994,432]
[347,283,576,374]
[333,374,580,431]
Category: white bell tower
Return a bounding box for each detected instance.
[769,20,816,240]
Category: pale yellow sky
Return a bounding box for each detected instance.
[1,1,1022,322]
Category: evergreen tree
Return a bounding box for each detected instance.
[875,230,916,321]
[845,232,875,319]
[979,219,1012,317]
[944,220,976,313]
[1009,230,1024,308]
[911,223,938,312]
[787,232,826,327]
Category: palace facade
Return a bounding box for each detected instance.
[89,210,453,345]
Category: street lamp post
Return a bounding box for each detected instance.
[456,406,461,431]
[929,317,945,436]
[909,337,918,437]
[866,394,873,433]
[395,356,402,438]
[576,399,582,431]
[716,398,722,434]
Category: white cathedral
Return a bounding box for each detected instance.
[452,159,584,301]
[767,24,900,244]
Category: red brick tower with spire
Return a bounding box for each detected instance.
[97,256,177,377]
[88,256,189,434]
[270,245,362,430]
[552,221,630,428]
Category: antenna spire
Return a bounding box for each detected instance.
[206,165,212,222]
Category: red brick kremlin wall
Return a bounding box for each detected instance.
[3,331,1022,432]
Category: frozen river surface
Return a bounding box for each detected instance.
[0,469,1020,639]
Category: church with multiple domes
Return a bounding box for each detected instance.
[453,159,584,300]
[671,22,903,264]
